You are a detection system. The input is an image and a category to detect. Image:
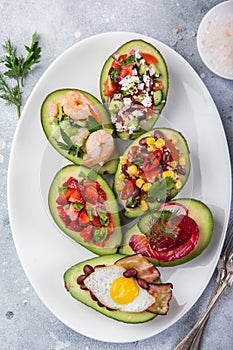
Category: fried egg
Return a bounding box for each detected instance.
[84,265,155,312]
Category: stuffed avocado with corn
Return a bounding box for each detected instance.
[113,128,191,218]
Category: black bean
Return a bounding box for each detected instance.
[177,165,186,175]
[154,130,164,139]
[97,301,104,307]
[139,137,147,145]
[90,291,98,301]
[94,264,106,269]
[162,151,171,163]
[77,274,87,285]
[132,187,140,198]
[123,268,137,278]
[80,283,88,290]
[83,264,94,276]
[121,164,128,176]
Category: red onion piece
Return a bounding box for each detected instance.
[112,52,120,61]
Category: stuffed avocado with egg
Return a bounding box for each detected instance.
[64,254,172,323]
[100,40,169,140]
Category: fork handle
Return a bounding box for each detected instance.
[174,280,229,350]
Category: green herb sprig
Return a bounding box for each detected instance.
[0,32,41,118]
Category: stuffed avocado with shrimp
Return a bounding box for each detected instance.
[48,165,122,255]
[41,89,118,174]
[100,40,168,140]
[114,128,191,218]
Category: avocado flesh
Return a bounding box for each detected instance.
[41,89,118,175]
[114,128,191,218]
[48,165,122,255]
[64,254,157,323]
[119,199,213,266]
[100,40,169,140]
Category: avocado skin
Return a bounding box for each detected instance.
[64,254,157,323]
[99,39,169,140]
[113,128,191,218]
[48,165,122,256]
[41,88,118,175]
[120,199,214,266]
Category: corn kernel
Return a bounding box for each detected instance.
[162,170,175,179]
[155,138,165,149]
[120,156,127,165]
[118,173,126,181]
[136,178,145,188]
[127,164,138,176]
[146,137,156,146]
[175,180,182,190]
[115,183,124,191]
[148,144,156,152]
[168,134,178,144]
[140,199,148,211]
[169,161,177,168]
[142,182,151,192]
[179,156,186,166]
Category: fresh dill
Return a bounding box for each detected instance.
[0,32,41,118]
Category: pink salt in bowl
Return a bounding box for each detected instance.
[197,0,233,80]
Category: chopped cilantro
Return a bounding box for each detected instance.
[148,177,175,201]
[58,186,68,195]
[121,55,135,66]
[86,205,94,220]
[110,68,120,82]
[72,203,84,211]
[97,208,109,226]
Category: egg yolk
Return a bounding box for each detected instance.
[110,276,139,304]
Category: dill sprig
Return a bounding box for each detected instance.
[0,32,41,118]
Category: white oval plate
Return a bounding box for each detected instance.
[197,0,233,79]
[8,32,232,343]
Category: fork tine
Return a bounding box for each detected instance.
[216,219,233,284]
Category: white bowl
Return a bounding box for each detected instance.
[197,0,233,79]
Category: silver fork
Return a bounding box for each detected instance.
[174,219,233,350]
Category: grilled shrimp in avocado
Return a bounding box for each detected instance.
[41,89,118,174]
[100,40,168,139]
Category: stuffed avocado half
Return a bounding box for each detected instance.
[114,128,191,218]
[100,40,168,140]
[48,165,122,255]
[41,89,118,175]
[64,254,173,323]
[120,199,214,266]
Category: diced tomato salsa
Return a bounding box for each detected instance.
[56,176,114,246]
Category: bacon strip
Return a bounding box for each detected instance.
[115,254,160,282]
[147,283,173,315]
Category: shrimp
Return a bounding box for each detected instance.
[47,101,59,118]
[62,91,101,122]
[83,129,114,166]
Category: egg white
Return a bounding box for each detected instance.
[84,265,155,312]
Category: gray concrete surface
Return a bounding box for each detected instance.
[0,1,233,349]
